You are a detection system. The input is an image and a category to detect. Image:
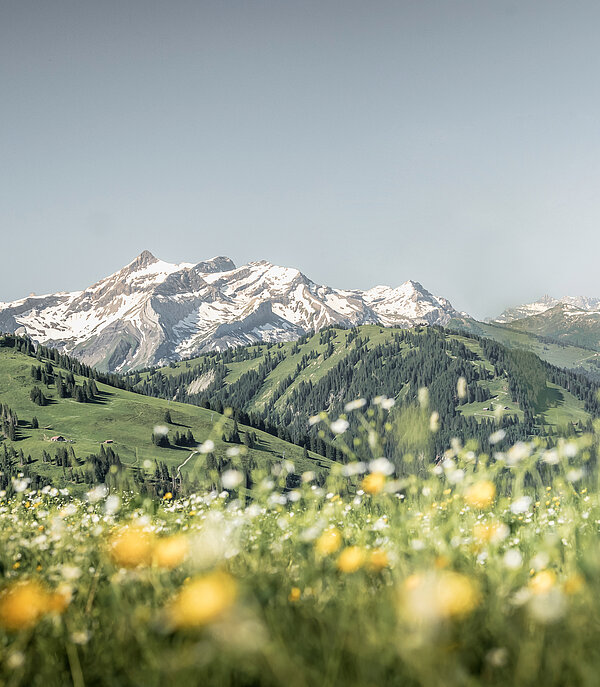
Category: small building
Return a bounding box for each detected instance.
[103,439,114,444]
[50,435,66,442]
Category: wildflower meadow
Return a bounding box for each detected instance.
[1,402,600,687]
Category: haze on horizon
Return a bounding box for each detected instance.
[2,0,600,320]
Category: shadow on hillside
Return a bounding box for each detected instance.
[539,384,564,413]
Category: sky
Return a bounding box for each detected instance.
[1,0,600,319]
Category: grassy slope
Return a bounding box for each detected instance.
[142,326,592,430]
[450,318,600,373]
[0,348,331,489]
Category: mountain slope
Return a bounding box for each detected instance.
[128,325,600,459]
[0,335,329,494]
[502,304,600,352]
[0,251,461,372]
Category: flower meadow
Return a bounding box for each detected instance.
[2,404,600,686]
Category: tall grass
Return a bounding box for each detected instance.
[1,399,600,686]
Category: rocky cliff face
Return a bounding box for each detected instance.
[0,251,462,371]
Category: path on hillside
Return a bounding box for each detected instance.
[176,451,198,479]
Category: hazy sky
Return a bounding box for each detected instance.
[2,1,600,319]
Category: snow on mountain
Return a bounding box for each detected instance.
[493,295,600,324]
[0,251,462,371]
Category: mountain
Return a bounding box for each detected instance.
[0,251,461,372]
[129,324,600,458]
[493,294,600,324]
[502,304,600,351]
[0,334,329,494]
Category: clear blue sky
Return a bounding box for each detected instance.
[2,0,600,318]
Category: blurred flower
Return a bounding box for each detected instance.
[401,571,479,623]
[345,398,366,412]
[457,377,467,400]
[337,547,364,573]
[315,528,342,555]
[167,571,237,628]
[330,418,349,434]
[473,522,509,544]
[529,570,555,595]
[288,587,301,602]
[429,411,440,432]
[503,549,523,570]
[465,481,496,509]
[221,470,244,489]
[361,472,386,495]
[489,429,506,445]
[0,581,51,630]
[153,535,189,569]
[108,525,155,568]
[510,496,532,514]
[154,425,169,436]
[198,440,215,454]
[368,549,390,571]
[369,457,394,476]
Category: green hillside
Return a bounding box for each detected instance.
[500,305,600,351]
[0,338,330,494]
[129,325,600,459]
[449,317,600,379]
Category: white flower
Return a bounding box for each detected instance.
[380,398,396,410]
[330,418,349,434]
[86,485,108,503]
[308,415,322,426]
[457,377,467,400]
[511,496,532,514]
[489,429,506,445]
[221,470,244,489]
[429,411,440,432]
[11,478,30,493]
[507,442,531,466]
[503,549,523,569]
[105,494,121,514]
[226,446,241,457]
[153,425,169,436]
[542,450,559,465]
[344,398,366,412]
[566,468,584,482]
[342,462,367,476]
[368,457,394,476]
[198,439,215,454]
[418,388,429,408]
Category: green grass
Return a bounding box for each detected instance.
[1,428,600,686]
[0,347,330,490]
[451,319,600,374]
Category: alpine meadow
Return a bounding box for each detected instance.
[3,2,600,686]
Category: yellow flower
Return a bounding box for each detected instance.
[167,572,237,628]
[152,535,189,569]
[315,528,342,556]
[563,573,584,595]
[367,549,389,571]
[108,525,155,568]
[464,481,496,509]
[361,472,386,495]
[46,586,72,614]
[529,570,556,595]
[337,547,365,573]
[401,571,480,622]
[0,581,50,630]
[163,492,173,501]
[288,587,301,602]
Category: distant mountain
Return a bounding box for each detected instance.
[0,251,461,372]
[503,304,600,351]
[493,295,600,324]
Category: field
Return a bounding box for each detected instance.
[0,346,330,493]
[1,412,600,687]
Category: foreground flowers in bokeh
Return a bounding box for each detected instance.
[166,571,237,628]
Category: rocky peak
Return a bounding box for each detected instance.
[127,250,159,272]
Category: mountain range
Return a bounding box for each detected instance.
[0,251,461,371]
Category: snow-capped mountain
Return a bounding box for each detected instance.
[493,295,600,324]
[0,251,462,371]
